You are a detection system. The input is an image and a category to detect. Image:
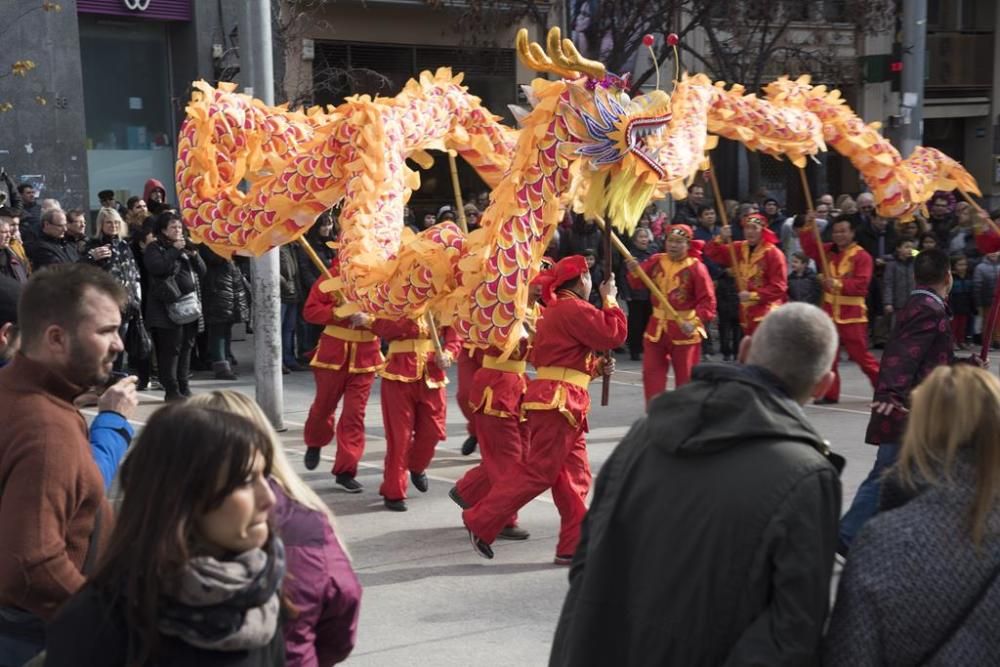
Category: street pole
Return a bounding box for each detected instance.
[899,0,927,158]
[239,0,285,430]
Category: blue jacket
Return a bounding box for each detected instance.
[89,412,134,491]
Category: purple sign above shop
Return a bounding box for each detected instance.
[77,0,192,21]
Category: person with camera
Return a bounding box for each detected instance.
[84,208,143,373]
[144,212,206,401]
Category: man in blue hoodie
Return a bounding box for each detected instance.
[551,303,843,667]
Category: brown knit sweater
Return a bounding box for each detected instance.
[0,354,111,620]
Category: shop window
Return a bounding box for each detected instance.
[79,17,174,204]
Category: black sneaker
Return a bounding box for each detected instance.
[384,498,407,512]
[335,474,363,494]
[469,529,494,559]
[498,525,530,540]
[410,470,429,493]
[448,486,469,509]
[461,435,478,456]
[304,448,321,471]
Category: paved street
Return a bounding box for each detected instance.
[92,333,999,666]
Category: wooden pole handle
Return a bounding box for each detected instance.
[798,167,831,278]
[704,160,745,291]
[447,151,469,234]
[424,311,444,354]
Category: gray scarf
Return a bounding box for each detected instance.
[158,538,285,651]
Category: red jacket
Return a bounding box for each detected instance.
[302,279,383,374]
[626,254,716,345]
[523,292,627,429]
[371,317,462,388]
[976,228,1000,255]
[800,232,872,324]
[704,240,787,330]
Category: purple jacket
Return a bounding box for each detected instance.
[865,288,953,445]
[270,481,361,666]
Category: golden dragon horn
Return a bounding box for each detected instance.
[516,28,578,79]
[548,27,606,81]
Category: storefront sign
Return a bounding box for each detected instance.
[77,0,191,21]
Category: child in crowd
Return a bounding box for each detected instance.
[949,255,975,350]
[918,233,938,251]
[715,267,741,362]
[787,251,821,305]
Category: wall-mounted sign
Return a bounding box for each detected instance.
[77,0,190,21]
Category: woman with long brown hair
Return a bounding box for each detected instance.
[824,365,1000,665]
[44,403,286,666]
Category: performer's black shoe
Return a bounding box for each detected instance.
[384,498,408,512]
[335,474,363,493]
[814,398,840,405]
[304,447,321,471]
[553,554,573,566]
[498,525,530,540]
[469,529,494,559]
[448,486,469,509]
[461,435,478,456]
[410,471,429,493]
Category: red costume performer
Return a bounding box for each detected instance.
[463,256,627,562]
[800,218,880,402]
[302,266,384,491]
[371,315,461,510]
[628,225,716,403]
[704,213,787,335]
[451,299,543,539]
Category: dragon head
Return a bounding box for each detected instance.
[516,28,672,234]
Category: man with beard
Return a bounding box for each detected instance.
[0,264,136,663]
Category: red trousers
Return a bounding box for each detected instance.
[456,353,478,436]
[455,412,527,526]
[463,410,591,557]
[642,337,701,403]
[827,322,880,401]
[304,369,375,477]
[379,379,447,500]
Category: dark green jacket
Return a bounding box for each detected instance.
[551,363,841,667]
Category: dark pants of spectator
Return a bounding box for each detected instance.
[626,300,651,359]
[717,314,743,359]
[152,322,198,399]
[206,322,233,363]
[867,275,887,346]
[952,314,970,344]
[839,443,900,549]
[280,302,299,367]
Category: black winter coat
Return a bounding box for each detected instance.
[143,240,207,330]
[295,239,335,292]
[199,246,250,325]
[27,234,79,270]
[551,364,841,667]
[45,583,285,666]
